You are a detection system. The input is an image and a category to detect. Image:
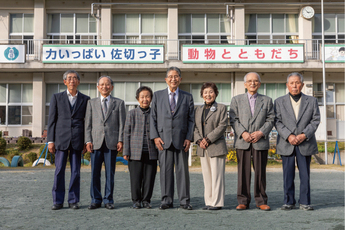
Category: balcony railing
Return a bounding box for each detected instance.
[0,38,339,62]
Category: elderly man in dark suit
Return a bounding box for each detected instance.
[230,72,274,211]
[85,76,126,210]
[48,70,90,210]
[150,66,195,210]
[274,72,320,211]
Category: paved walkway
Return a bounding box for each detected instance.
[0,167,344,230]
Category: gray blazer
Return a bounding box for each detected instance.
[150,88,195,150]
[123,107,158,160]
[194,102,228,158]
[274,93,320,156]
[230,93,274,150]
[85,96,126,151]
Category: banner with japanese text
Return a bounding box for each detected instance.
[0,45,26,63]
[324,44,345,62]
[42,45,164,63]
[182,44,304,63]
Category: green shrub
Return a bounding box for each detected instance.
[0,131,2,137]
[39,144,55,163]
[84,151,91,161]
[0,137,6,155]
[7,149,20,162]
[17,136,32,150]
[27,152,38,163]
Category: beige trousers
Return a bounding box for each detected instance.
[200,150,226,207]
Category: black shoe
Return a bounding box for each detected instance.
[133,202,141,209]
[142,202,152,209]
[51,204,63,210]
[208,206,222,210]
[202,206,211,210]
[68,203,79,209]
[180,204,193,210]
[88,203,102,210]
[281,204,295,210]
[159,203,173,210]
[105,203,115,210]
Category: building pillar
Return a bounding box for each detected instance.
[167,5,178,60]
[234,72,245,95]
[101,5,112,44]
[234,6,245,45]
[298,11,313,58]
[34,0,45,40]
[32,73,45,137]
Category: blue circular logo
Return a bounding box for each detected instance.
[4,47,19,61]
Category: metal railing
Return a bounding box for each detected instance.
[0,38,338,62]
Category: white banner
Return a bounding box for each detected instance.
[182,44,304,63]
[42,45,164,63]
[0,45,26,63]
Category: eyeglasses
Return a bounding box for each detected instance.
[66,77,78,81]
[166,75,180,80]
[245,80,260,84]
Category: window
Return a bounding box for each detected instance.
[9,14,34,54]
[257,83,286,101]
[245,14,299,44]
[0,84,33,125]
[45,83,97,125]
[312,14,345,44]
[47,14,97,44]
[112,14,167,44]
[313,82,345,120]
[178,14,231,44]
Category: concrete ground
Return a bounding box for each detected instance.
[0,166,344,230]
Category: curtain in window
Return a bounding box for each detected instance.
[192,14,204,33]
[10,14,22,33]
[76,14,89,33]
[61,14,74,33]
[78,84,89,96]
[46,84,59,103]
[9,84,21,103]
[113,82,125,99]
[155,14,167,33]
[113,14,125,33]
[178,14,191,33]
[125,83,138,102]
[142,14,154,33]
[155,83,167,91]
[0,84,6,103]
[22,84,33,103]
[126,14,139,33]
[336,105,345,121]
[338,14,345,33]
[222,15,232,43]
[335,83,345,103]
[47,14,60,33]
[23,14,34,33]
[192,84,203,103]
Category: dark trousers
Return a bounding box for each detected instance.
[52,145,81,205]
[90,141,117,204]
[282,146,311,205]
[128,152,157,204]
[159,144,190,205]
[236,147,268,206]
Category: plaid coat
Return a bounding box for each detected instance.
[123,107,158,160]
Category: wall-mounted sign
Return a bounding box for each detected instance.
[0,45,26,63]
[324,44,345,62]
[42,45,164,63]
[182,44,304,63]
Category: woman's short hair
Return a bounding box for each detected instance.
[200,82,219,98]
[136,86,153,100]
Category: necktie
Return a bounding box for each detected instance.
[170,92,176,114]
[103,98,108,117]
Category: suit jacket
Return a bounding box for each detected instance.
[47,90,90,151]
[230,93,274,150]
[194,102,228,158]
[150,88,195,150]
[123,107,158,160]
[274,93,320,156]
[85,96,126,151]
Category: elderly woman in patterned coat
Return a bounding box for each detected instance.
[123,86,158,209]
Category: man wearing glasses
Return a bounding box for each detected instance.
[48,70,90,210]
[230,72,274,211]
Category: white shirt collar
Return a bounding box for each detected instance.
[168,87,179,96]
[100,94,111,101]
[66,90,78,97]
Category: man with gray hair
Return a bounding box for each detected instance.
[230,72,274,211]
[274,72,320,211]
[48,70,90,210]
[85,76,126,210]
